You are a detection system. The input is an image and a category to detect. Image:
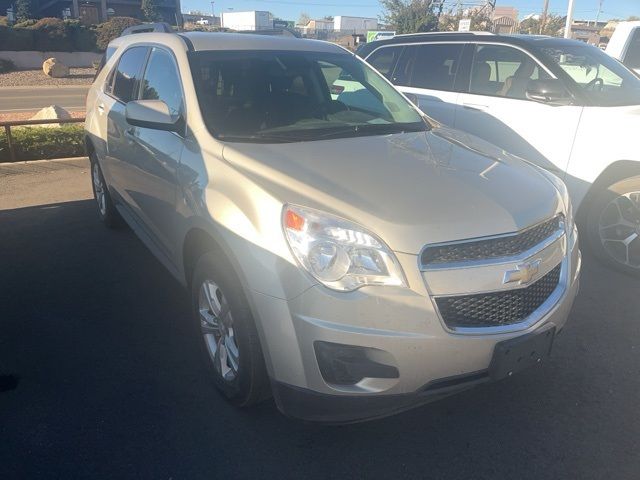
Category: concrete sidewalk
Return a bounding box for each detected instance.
[0,157,92,210]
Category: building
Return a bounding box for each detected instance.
[333,16,377,34]
[2,0,182,25]
[492,6,518,34]
[297,18,333,35]
[220,10,272,31]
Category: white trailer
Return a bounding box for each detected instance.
[221,11,272,31]
[334,16,378,34]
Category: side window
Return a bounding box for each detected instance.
[366,46,403,80]
[395,43,464,92]
[111,46,148,103]
[140,48,184,117]
[625,28,640,70]
[470,44,550,99]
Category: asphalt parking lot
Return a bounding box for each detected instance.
[1,160,639,479]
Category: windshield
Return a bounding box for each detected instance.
[540,43,640,106]
[189,50,426,142]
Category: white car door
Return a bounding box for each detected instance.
[367,43,465,127]
[454,43,583,176]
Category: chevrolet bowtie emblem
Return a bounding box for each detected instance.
[503,259,542,286]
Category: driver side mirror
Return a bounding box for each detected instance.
[125,100,183,132]
[526,79,572,106]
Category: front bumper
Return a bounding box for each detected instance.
[250,233,581,423]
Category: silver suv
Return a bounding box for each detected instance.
[85,28,581,422]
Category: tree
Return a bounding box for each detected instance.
[141,0,162,22]
[298,12,310,26]
[323,16,334,21]
[519,14,564,36]
[381,0,439,34]
[628,16,640,21]
[15,0,33,22]
[439,9,492,32]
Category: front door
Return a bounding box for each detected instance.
[79,4,99,25]
[454,43,583,175]
[120,47,186,259]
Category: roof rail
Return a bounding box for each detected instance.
[395,31,495,37]
[121,22,174,36]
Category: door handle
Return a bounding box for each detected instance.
[462,103,489,111]
[97,103,105,113]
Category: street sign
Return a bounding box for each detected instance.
[458,18,471,32]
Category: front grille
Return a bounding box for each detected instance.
[421,216,562,266]
[435,263,562,329]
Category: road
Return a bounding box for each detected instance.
[0,85,89,113]
[0,160,639,479]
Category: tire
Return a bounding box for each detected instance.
[90,156,123,229]
[191,251,270,407]
[586,175,640,278]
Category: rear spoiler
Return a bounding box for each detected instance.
[121,23,174,36]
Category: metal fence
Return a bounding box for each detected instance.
[0,117,85,163]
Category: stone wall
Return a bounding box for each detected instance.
[0,51,102,69]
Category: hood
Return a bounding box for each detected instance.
[221,125,562,255]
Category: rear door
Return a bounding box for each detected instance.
[454,43,583,174]
[105,45,150,205]
[375,42,466,126]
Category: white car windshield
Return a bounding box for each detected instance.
[540,42,640,106]
[190,50,427,142]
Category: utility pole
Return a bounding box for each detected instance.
[595,0,603,27]
[540,0,549,34]
[564,0,575,38]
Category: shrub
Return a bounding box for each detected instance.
[0,125,85,162]
[13,19,37,28]
[96,16,140,50]
[0,16,8,26]
[64,19,98,52]
[0,58,16,73]
[0,24,35,50]
[30,17,74,51]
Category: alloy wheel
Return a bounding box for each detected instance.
[198,279,240,382]
[598,191,640,269]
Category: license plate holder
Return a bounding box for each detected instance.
[489,326,555,381]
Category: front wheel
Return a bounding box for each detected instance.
[586,176,640,277]
[191,251,270,406]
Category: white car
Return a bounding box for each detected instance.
[359,32,640,275]
[606,21,640,76]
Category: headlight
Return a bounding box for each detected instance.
[282,205,406,292]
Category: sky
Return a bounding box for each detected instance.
[181,0,639,23]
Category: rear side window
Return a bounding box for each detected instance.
[366,46,403,79]
[625,28,640,70]
[111,46,148,103]
[140,48,184,117]
[395,43,464,91]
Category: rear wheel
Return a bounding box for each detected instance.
[191,251,270,406]
[90,157,123,228]
[587,176,640,277]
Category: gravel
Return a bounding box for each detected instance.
[0,68,95,87]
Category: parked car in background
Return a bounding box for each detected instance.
[606,21,640,76]
[85,28,580,422]
[359,32,640,276]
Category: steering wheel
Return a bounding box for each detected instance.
[585,77,604,91]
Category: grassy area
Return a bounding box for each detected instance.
[0,124,84,162]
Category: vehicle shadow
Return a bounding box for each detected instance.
[0,199,638,479]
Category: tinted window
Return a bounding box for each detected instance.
[366,46,403,79]
[141,48,183,117]
[396,44,464,91]
[112,46,148,103]
[190,50,425,143]
[625,28,640,69]
[470,44,550,99]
